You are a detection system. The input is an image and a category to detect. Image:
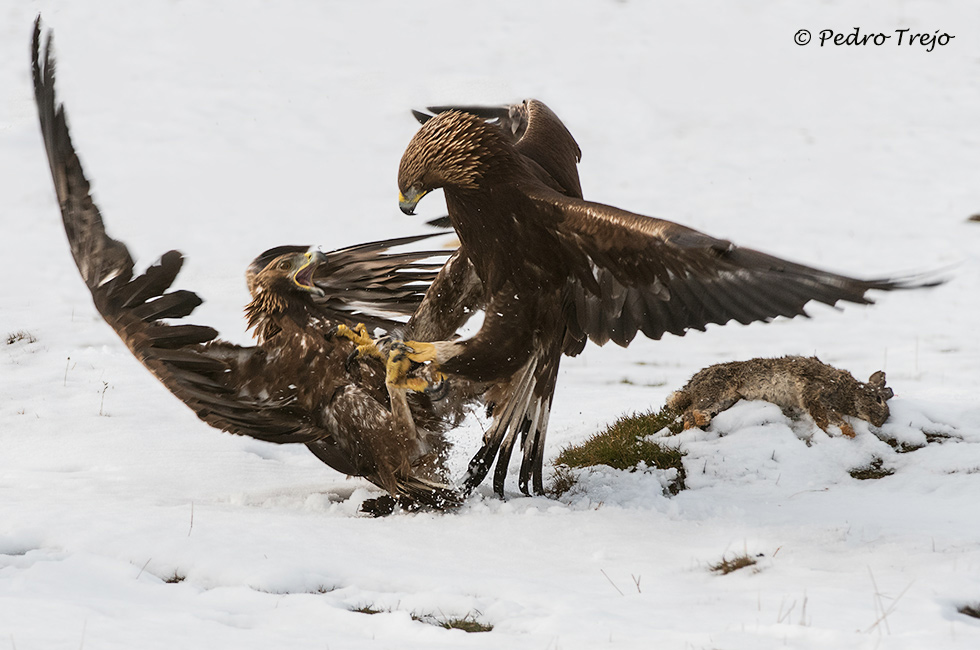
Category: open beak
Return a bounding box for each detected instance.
[398,186,428,215]
[293,249,327,296]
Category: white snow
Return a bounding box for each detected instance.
[3,1,980,648]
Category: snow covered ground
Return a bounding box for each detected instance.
[2,1,980,648]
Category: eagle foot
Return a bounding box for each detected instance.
[333,323,385,361]
[386,340,441,392]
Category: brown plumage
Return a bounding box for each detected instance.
[394,99,940,498]
[33,20,478,514]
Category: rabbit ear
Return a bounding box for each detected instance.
[869,371,894,400]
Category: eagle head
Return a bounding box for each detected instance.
[398,110,509,215]
[245,248,328,339]
[248,248,327,299]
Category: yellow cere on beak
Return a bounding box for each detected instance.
[399,187,429,215]
[293,251,326,295]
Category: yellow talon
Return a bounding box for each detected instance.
[385,341,441,392]
[335,323,384,360]
[386,351,412,386]
[402,377,433,392]
[401,340,437,363]
[335,323,371,346]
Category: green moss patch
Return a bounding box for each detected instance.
[551,406,686,496]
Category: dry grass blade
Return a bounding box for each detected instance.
[709,553,760,575]
[5,331,37,345]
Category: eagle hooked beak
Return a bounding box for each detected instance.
[398,186,428,215]
[293,249,327,296]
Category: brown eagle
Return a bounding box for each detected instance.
[32,20,478,514]
[388,100,939,498]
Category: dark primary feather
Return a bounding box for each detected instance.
[398,99,941,498]
[33,19,474,511]
[539,191,942,348]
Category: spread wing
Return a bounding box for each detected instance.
[528,188,941,348]
[32,22,464,487]
[247,236,453,333]
[466,189,940,497]
[414,99,583,199]
[33,21,343,448]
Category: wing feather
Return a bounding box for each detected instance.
[535,189,938,347]
[34,19,478,510]
[128,290,203,321]
[245,236,453,332]
[34,22,346,449]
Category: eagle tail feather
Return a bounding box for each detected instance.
[518,400,551,496]
[463,357,539,496]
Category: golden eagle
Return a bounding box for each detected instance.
[32,20,477,514]
[390,100,939,497]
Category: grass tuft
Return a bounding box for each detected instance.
[434,615,493,633]
[709,552,760,575]
[849,457,895,480]
[351,606,493,632]
[551,406,686,495]
[252,584,336,595]
[549,465,578,498]
[5,330,37,345]
[416,612,493,633]
[163,571,185,584]
[958,603,980,619]
[617,377,667,388]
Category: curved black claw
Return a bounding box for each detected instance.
[423,379,449,400]
[345,349,361,374]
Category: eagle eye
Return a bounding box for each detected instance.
[277,260,292,271]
